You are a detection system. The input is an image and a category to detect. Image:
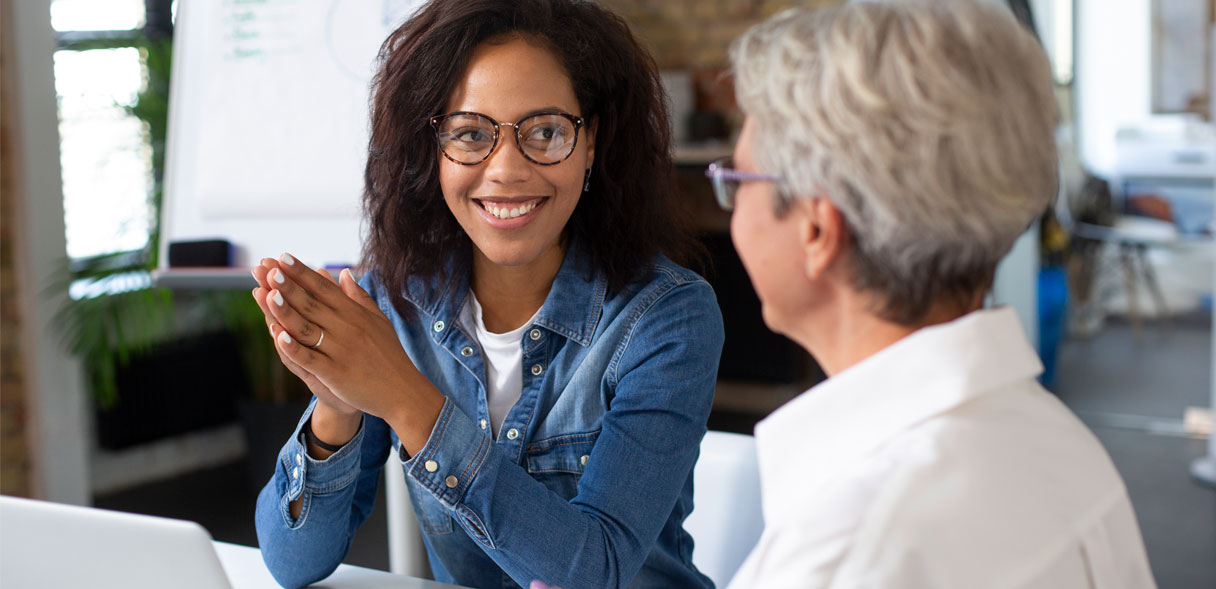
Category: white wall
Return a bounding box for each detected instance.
[1075,0,1153,177]
[9,0,91,505]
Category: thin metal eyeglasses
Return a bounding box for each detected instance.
[705,156,784,211]
[430,110,585,166]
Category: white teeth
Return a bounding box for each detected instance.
[486,201,537,220]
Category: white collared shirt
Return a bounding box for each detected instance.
[729,307,1155,589]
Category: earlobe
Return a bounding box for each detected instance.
[799,198,845,280]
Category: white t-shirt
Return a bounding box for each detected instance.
[729,307,1156,589]
[461,292,537,439]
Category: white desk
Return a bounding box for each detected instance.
[214,542,465,589]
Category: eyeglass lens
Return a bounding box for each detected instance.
[436,113,578,165]
[709,158,737,211]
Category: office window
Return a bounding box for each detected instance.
[51,0,146,31]
[52,0,154,260]
[1026,0,1074,85]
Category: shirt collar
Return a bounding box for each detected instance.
[754,307,1044,500]
[401,239,605,347]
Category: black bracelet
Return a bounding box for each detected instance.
[304,418,346,453]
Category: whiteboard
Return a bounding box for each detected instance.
[160,0,424,272]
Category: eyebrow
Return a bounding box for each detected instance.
[525,106,573,116]
[457,106,578,119]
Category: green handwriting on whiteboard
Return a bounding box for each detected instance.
[221,0,302,63]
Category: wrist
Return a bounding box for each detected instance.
[389,387,445,457]
[304,419,346,453]
[315,396,360,419]
[310,403,361,448]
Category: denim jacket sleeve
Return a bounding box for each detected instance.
[402,278,724,587]
[254,400,391,589]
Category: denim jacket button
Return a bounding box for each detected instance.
[295,454,303,465]
[424,459,439,473]
[479,419,488,430]
[460,346,474,357]
[529,328,542,341]
[292,466,299,479]
[530,363,543,376]
[433,320,445,333]
[580,455,589,466]
[445,475,459,488]
[506,428,519,440]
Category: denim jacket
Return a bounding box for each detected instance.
[255,244,725,588]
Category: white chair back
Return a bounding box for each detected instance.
[385,455,430,577]
[686,430,765,588]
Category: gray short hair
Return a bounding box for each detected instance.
[730,0,1057,324]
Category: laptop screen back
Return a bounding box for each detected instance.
[0,495,232,589]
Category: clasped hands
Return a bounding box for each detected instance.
[251,253,443,455]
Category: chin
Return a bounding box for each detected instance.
[475,240,549,268]
[758,304,783,335]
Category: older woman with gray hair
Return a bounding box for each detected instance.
[710,1,1156,586]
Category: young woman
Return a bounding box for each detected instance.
[251,1,723,588]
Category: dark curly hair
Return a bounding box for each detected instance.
[362,0,701,320]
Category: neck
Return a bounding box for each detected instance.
[470,242,565,333]
[788,287,978,377]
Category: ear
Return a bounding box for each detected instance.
[796,197,849,280]
[584,119,597,170]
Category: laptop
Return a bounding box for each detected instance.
[0,495,233,589]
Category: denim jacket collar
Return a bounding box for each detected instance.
[400,240,606,347]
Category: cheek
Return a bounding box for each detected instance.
[731,202,804,299]
[729,204,768,271]
[553,151,590,193]
[539,159,589,212]
[438,162,474,206]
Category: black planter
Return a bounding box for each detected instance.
[96,331,247,450]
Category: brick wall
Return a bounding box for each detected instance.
[601,0,841,70]
[600,0,844,137]
[1,3,32,497]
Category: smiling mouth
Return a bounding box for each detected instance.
[474,197,547,220]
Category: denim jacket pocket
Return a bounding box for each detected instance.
[524,430,599,500]
[404,474,454,535]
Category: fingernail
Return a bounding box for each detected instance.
[251,268,258,280]
[272,269,285,284]
[278,331,292,345]
[280,253,295,266]
[341,268,352,281]
[273,291,284,306]
[269,325,275,336]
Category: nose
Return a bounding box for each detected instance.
[482,126,532,185]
